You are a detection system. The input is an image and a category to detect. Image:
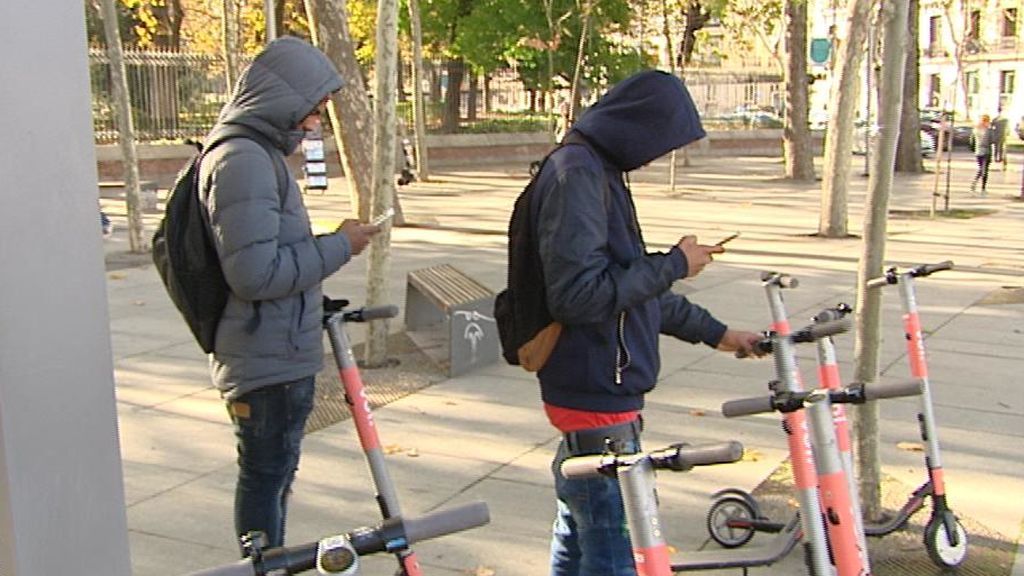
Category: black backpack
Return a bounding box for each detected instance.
[496,141,597,369]
[152,126,287,353]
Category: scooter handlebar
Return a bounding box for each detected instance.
[183,503,489,576]
[858,379,922,401]
[721,396,776,418]
[345,304,400,322]
[661,441,744,470]
[912,260,954,278]
[760,271,799,288]
[560,455,609,480]
[404,501,491,544]
[791,317,851,343]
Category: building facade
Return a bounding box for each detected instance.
[920,0,1023,124]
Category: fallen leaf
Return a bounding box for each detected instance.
[469,566,495,576]
[383,444,405,455]
[742,448,763,462]
[689,409,706,417]
[108,272,126,280]
[406,448,420,457]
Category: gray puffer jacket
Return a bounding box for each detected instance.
[199,37,347,400]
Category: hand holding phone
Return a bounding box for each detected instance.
[715,232,740,246]
[371,207,395,226]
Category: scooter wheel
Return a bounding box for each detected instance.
[924,516,968,568]
[706,496,756,548]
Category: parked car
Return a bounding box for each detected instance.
[919,108,973,149]
[721,105,785,129]
[852,121,936,156]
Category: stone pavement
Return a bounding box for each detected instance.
[100,151,1024,575]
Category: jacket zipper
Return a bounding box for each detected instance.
[615,310,631,384]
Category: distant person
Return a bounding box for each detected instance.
[970,114,994,195]
[991,109,1009,170]
[523,70,767,575]
[199,37,379,554]
[555,97,572,143]
[100,209,113,238]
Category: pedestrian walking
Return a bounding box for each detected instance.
[519,70,767,576]
[991,109,1009,170]
[199,37,379,554]
[970,114,994,195]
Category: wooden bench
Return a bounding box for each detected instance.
[98,180,160,211]
[404,264,499,377]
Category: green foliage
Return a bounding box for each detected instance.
[456,114,551,134]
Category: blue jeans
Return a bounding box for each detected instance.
[228,376,315,553]
[550,438,640,576]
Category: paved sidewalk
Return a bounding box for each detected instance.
[101,151,1024,575]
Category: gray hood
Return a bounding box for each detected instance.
[217,36,343,155]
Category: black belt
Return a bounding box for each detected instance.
[563,418,642,456]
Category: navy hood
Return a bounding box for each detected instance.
[570,70,706,172]
[216,36,343,155]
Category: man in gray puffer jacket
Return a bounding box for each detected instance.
[199,36,379,552]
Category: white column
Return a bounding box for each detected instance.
[0,2,131,574]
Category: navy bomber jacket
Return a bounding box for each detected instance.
[533,70,728,413]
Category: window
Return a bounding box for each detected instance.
[1000,70,1016,95]
[1003,8,1018,38]
[929,15,942,53]
[965,71,979,110]
[969,10,982,40]
[928,74,942,106]
[966,71,979,94]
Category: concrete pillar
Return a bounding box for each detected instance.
[0,2,131,575]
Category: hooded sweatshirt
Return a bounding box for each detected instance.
[533,70,727,414]
[199,37,347,400]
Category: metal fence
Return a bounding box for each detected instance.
[88,48,784,144]
[89,48,232,144]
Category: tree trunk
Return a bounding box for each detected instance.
[895,0,923,172]
[364,0,399,366]
[407,0,430,181]
[264,0,277,42]
[818,0,871,238]
[853,0,910,522]
[783,0,815,181]
[442,58,465,133]
[304,0,375,220]
[221,0,241,93]
[467,71,478,122]
[100,0,147,253]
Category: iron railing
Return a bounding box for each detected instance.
[89,48,233,143]
[88,48,785,143]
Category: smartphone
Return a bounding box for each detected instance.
[371,207,395,226]
[715,232,740,246]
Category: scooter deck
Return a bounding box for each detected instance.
[671,514,801,571]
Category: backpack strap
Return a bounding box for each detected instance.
[196,125,291,335]
[198,125,289,205]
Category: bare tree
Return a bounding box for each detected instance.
[852,0,910,520]
[895,0,924,172]
[818,0,872,238]
[363,0,400,366]
[99,0,147,253]
[221,0,241,92]
[407,0,431,181]
[783,0,815,180]
[304,0,375,220]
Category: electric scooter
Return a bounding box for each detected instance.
[322,298,424,576]
[864,261,968,568]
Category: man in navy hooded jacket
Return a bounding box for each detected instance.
[531,70,765,575]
